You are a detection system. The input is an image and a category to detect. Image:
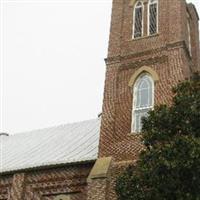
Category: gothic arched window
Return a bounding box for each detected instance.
[133,1,144,38]
[132,74,154,133]
[148,0,158,35]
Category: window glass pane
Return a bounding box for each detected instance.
[149,3,157,35]
[136,88,141,107]
[139,80,149,89]
[134,109,150,132]
[136,88,148,108]
[133,74,154,133]
[187,20,192,56]
[134,7,143,38]
[149,88,153,105]
[135,76,153,108]
[134,112,140,132]
[141,88,149,107]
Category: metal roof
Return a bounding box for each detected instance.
[0,118,101,173]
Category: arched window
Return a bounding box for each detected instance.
[148,0,158,35]
[132,74,154,133]
[133,1,144,38]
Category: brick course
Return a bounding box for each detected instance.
[0,163,93,200]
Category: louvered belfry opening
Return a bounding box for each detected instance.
[134,2,143,38]
[149,0,158,35]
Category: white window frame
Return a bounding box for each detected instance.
[148,0,159,36]
[131,74,154,133]
[133,1,144,39]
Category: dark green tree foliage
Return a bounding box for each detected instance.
[116,73,200,200]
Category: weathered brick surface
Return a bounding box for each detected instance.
[0,163,93,200]
[187,4,200,72]
[9,173,26,200]
[87,160,134,200]
[87,179,107,200]
[0,175,12,200]
[99,0,199,160]
[106,161,135,200]
[0,0,199,199]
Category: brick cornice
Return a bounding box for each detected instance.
[119,55,168,70]
[105,40,188,66]
[129,0,148,7]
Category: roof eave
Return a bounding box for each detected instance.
[0,159,96,176]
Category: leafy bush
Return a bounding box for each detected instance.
[116,73,200,200]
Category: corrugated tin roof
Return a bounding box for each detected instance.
[0,118,101,173]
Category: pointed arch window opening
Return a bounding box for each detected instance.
[132,74,154,133]
[148,0,158,35]
[133,1,144,38]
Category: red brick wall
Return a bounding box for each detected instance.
[107,0,193,57]
[0,163,94,200]
[99,0,200,160]
[0,1,199,200]
[187,4,200,72]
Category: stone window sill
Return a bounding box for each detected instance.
[130,33,159,41]
[127,132,142,136]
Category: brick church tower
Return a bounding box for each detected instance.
[99,0,200,161]
[0,1,199,200]
[87,1,200,198]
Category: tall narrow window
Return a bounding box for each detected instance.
[148,0,158,35]
[132,74,154,133]
[187,19,192,56]
[133,1,143,38]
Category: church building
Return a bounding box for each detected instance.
[0,0,199,199]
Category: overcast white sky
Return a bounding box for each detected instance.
[0,0,200,134]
